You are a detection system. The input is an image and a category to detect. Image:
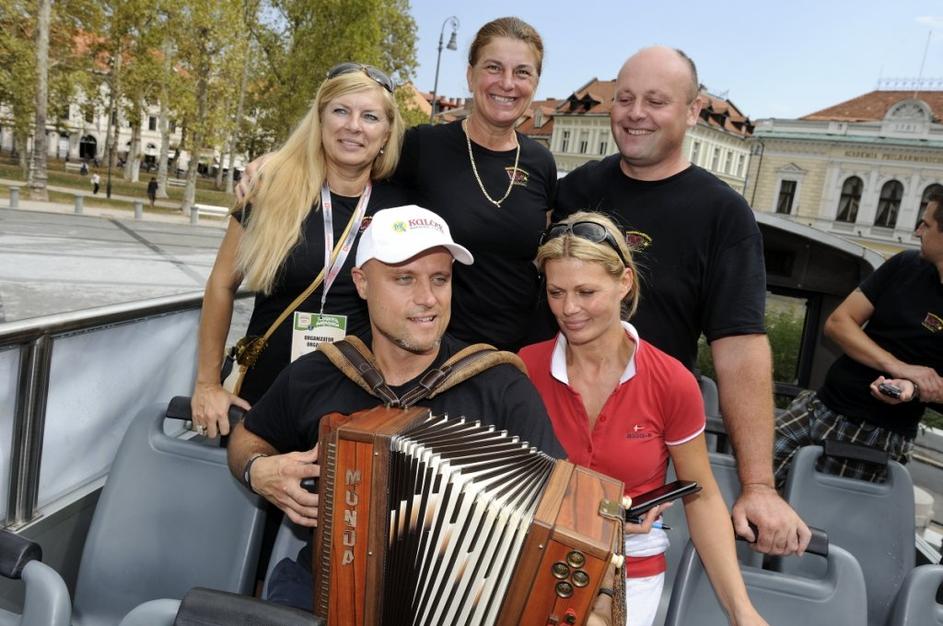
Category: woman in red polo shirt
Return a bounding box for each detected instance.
[519,211,766,626]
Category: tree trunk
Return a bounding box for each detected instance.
[124,109,142,182]
[214,139,225,189]
[225,39,251,194]
[181,62,209,216]
[27,0,51,201]
[104,46,123,198]
[156,38,172,198]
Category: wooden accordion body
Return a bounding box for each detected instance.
[313,406,624,626]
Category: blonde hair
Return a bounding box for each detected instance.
[236,70,404,294]
[536,211,641,319]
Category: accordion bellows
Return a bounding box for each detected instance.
[315,406,625,626]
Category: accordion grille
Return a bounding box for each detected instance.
[380,415,555,626]
[317,440,338,616]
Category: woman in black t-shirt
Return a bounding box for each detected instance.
[393,17,557,351]
[190,65,406,438]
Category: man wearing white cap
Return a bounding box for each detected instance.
[227,205,563,609]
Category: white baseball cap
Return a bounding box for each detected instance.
[355,205,474,267]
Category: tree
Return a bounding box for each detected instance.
[251,0,418,143]
[174,0,242,214]
[27,0,49,200]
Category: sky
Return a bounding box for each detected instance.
[408,0,943,120]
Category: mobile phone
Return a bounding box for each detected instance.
[625,480,701,521]
[878,382,903,399]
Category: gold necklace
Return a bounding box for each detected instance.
[463,119,520,208]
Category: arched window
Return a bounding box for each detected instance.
[874,180,903,228]
[836,176,862,223]
[918,183,943,228]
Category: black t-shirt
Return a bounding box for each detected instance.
[553,157,766,369]
[243,333,565,570]
[818,251,943,437]
[392,122,557,351]
[236,182,409,403]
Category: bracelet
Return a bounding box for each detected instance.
[597,587,614,599]
[242,453,268,494]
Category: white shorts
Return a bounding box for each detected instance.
[624,572,665,626]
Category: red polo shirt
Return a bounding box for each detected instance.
[519,322,705,576]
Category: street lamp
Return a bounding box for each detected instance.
[430,16,459,123]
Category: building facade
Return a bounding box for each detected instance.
[745,89,943,254]
[549,78,753,192]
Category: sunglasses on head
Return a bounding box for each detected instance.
[326,62,395,93]
[539,221,630,267]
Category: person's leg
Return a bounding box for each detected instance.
[624,573,665,626]
[773,390,817,490]
[264,558,313,610]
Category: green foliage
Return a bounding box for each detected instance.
[697,308,804,385]
[251,0,418,143]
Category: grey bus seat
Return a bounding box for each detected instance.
[71,406,266,625]
[779,445,914,626]
[0,530,70,626]
[664,540,866,626]
[887,564,943,626]
[697,375,727,453]
[263,518,310,600]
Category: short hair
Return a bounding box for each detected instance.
[673,48,700,102]
[536,211,640,320]
[468,17,544,76]
[927,190,943,231]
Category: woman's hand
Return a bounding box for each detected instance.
[624,501,673,534]
[191,381,251,438]
[729,605,770,626]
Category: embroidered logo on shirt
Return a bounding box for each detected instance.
[625,425,653,439]
[923,312,943,333]
[625,230,652,252]
[506,166,529,187]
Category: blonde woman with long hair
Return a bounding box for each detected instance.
[191,64,407,437]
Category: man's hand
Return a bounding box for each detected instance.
[870,376,918,404]
[191,381,251,438]
[249,446,321,527]
[887,364,943,402]
[732,483,811,555]
[234,154,270,202]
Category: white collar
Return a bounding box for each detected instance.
[550,321,640,386]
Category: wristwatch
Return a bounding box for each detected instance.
[242,453,268,493]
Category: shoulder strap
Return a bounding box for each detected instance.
[318,337,400,406]
[318,339,528,409]
[399,343,528,407]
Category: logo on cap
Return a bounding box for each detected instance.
[392,220,407,234]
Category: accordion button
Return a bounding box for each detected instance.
[555,581,574,598]
[551,561,570,579]
[572,570,590,587]
[566,550,586,568]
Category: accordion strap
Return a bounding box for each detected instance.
[318,337,527,408]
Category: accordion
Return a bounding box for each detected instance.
[313,406,626,626]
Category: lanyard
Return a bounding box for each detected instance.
[319,182,372,316]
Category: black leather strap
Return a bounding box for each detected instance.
[174,587,323,625]
[0,529,41,580]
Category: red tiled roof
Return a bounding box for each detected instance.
[802,90,943,122]
[552,79,753,136]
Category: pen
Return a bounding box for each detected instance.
[627,517,671,530]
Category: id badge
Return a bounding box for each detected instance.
[290,311,347,362]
